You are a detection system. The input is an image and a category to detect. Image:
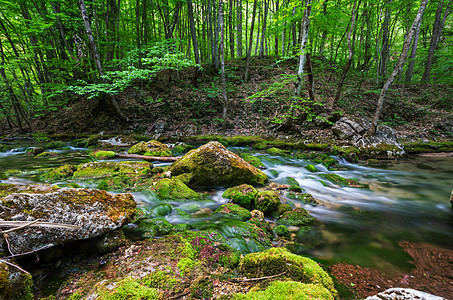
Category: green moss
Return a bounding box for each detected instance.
[255,191,280,216]
[295,152,338,169]
[305,164,317,172]
[288,185,302,193]
[274,204,292,217]
[274,225,290,237]
[73,161,152,179]
[238,248,337,298]
[45,141,66,149]
[128,140,172,157]
[100,277,160,300]
[141,271,178,290]
[4,169,22,177]
[35,151,57,158]
[190,276,214,299]
[41,164,76,182]
[223,184,258,210]
[133,217,175,237]
[403,141,453,153]
[177,257,196,276]
[239,153,265,168]
[254,141,268,150]
[318,173,368,188]
[215,203,252,221]
[278,208,315,226]
[286,192,317,205]
[92,150,116,159]
[0,263,34,300]
[84,134,99,147]
[269,170,279,177]
[150,178,199,201]
[267,147,287,156]
[26,147,44,156]
[234,281,334,300]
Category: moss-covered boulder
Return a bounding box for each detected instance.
[41,164,76,181]
[287,192,318,205]
[267,147,287,156]
[0,188,135,254]
[35,151,57,158]
[168,141,268,188]
[305,164,317,172]
[215,203,252,221]
[217,219,274,252]
[73,161,152,179]
[26,147,44,156]
[238,247,337,298]
[239,153,265,168]
[234,280,335,300]
[45,140,66,149]
[150,178,199,201]
[255,191,280,216]
[223,184,258,209]
[128,140,171,157]
[278,208,315,226]
[92,150,116,160]
[0,262,33,300]
[274,225,290,237]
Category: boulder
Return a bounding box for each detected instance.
[168,141,268,188]
[332,116,404,159]
[99,135,137,147]
[150,178,199,201]
[0,188,135,254]
[128,140,171,157]
[223,184,258,209]
[255,191,281,216]
[278,208,315,226]
[365,288,446,300]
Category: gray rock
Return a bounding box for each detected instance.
[332,117,371,142]
[365,288,446,300]
[0,188,135,254]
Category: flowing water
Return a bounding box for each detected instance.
[1,144,452,274]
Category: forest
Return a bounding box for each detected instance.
[1,0,453,300]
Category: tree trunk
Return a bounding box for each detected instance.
[219,0,228,130]
[306,52,315,101]
[405,9,423,83]
[295,0,312,97]
[259,0,268,58]
[78,0,128,122]
[187,0,201,84]
[244,0,258,82]
[378,0,391,81]
[333,1,359,108]
[421,0,450,83]
[228,0,235,58]
[368,0,428,136]
[274,0,279,55]
[236,0,243,57]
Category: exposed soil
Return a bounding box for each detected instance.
[330,241,453,299]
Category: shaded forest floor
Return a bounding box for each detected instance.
[35,56,453,141]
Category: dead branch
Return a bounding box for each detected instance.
[0,221,81,231]
[0,258,30,274]
[2,219,41,234]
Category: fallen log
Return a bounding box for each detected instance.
[115,153,179,162]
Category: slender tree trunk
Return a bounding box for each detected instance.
[295,0,312,97]
[291,6,297,54]
[236,0,243,57]
[378,0,391,81]
[333,1,359,108]
[78,0,128,122]
[259,0,268,58]
[228,0,235,58]
[219,0,228,130]
[368,0,428,136]
[421,0,450,83]
[306,52,315,101]
[405,10,423,82]
[188,0,201,85]
[244,0,258,81]
[274,0,279,55]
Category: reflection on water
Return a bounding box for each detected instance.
[1,146,452,273]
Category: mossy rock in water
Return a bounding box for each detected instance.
[255,191,280,216]
[331,145,360,162]
[92,150,116,160]
[318,173,367,188]
[84,134,100,147]
[35,151,57,158]
[3,169,22,177]
[278,208,315,226]
[239,153,265,168]
[26,147,44,156]
[274,225,290,237]
[45,140,66,149]
[234,280,335,300]
[217,219,273,251]
[295,152,338,169]
[254,141,268,150]
[41,164,76,182]
[305,164,317,172]
[73,161,152,179]
[273,203,292,218]
[132,217,176,238]
[0,262,34,300]
[150,178,199,201]
[171,143,194,155]
[215,203,252,221]
[238,247,337,298]
[168,141,268,188]
[128,140,172,157]
[285,177,303,192]
[286,192,318,205]
[223,184,258,210]
[267,147,288,156]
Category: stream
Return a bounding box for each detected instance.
[1,143,452,275]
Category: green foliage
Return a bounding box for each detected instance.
[100,277,160,300]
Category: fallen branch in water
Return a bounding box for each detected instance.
[115,153,179,162]
[228,271,287,283]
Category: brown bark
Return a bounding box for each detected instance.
[244,0,258,82]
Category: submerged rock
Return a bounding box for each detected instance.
[150,178,199,201]
[168,141,268,188]
[128,140,171,157]
[278,208,315,226]
[0,188,135,254]
[365,288,446,300]
[215,203,252,221]
[255,191,281,216]
[223,184,258,209]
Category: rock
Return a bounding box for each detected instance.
[168,141,268,188]
[365,288,446,300]
[41,164,77,182]
[250,210,264,221]
[150,178,199,201]
[215,203,251,221]
[0,188,135,254]
[0,262,33,299]
[223,184,258,209]
[255,191,281,216]
[238,247,337,298]
[99,135,137,147]
[332,116,404,159]
[278,208,315,226]
[26,147,44,156]
[128,140,171,157]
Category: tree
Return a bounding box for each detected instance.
[219,0,228,130]
[295,0,312,97]
[368,0,428,136]
[244,0,258,81]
